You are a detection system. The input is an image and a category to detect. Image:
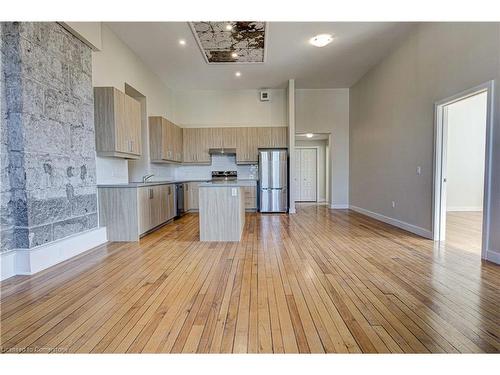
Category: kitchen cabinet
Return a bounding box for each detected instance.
[98,183,176,242]
[149,116,183,163]
[242,186,257,210]
[271,127,288,147]
[236,127,259,164]
[182,128,211,164]
[94,87,141,159]
[222,128,237,148]
[187,182,200,211]
[177,126,288,165]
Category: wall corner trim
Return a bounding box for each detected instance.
[349,205,433,239]
[485,250,500,265]
[1,227,107,281]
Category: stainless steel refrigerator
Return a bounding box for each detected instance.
[258,149,288,213]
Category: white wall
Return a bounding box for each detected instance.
[174,89,287,127]
[446,92,487,211]
[92,24,177,184]
[295,89,349,208]
[349,23,500,262]
[295,139,328,202]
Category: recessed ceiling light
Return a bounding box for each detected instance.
[306,133,314,138]
[235,71,241,77]
[179,39,186,46]
[226,24,233,31]
[309,34,333,47]
[231,52,238,58]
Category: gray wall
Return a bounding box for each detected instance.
[1,22,97,252]
[349,23,500,259]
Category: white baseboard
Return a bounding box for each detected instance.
[330,204,349,209]
[349,205,433,239]
[447,206,483,212]
[1,227,107,281]
[485,250,500,265]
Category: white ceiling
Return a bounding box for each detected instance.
[106,22,415,90]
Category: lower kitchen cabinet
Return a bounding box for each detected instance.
[242,186,257,210]
[186,182,200,211]
[98,184,176,242]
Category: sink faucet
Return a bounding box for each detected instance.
[142,174,154,183]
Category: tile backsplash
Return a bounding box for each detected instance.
[174,155,258,180]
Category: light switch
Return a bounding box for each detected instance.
[231,188,237,196]
[416,166,422,175]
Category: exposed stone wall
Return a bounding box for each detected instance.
[1,22,97,252]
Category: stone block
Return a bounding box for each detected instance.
[52,213,97,241]
[71,193,97,216]
[70,127,96,158]
[23,114,71,155]
[69,66,92,102]
[28,223,53,247]
[27,196,71,226]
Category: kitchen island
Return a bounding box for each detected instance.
[198,181,250,241]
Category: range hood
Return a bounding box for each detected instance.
[208,148,236,155]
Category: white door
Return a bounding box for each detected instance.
[294,148,317,202]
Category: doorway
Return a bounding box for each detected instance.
[294,147,317,202]
[433,81,494,258]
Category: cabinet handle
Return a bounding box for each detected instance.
[149,188,153,199]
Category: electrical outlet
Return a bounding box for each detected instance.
[391,201,396,208]
[231,188,237,197]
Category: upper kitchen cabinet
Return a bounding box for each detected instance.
[149,116,183,163]
[222,128,237,149]
[271,127,288,147]
[257,127,288,148]
[236,127,259,164]
[182,128,211,164]
[94,87,141,159]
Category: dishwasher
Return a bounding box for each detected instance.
[174,183,185,219]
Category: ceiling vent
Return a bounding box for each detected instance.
[260,90,270,101]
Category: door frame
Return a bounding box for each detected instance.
[432,80,495,260]
[295,146,320,202]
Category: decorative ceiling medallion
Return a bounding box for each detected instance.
[190,21,266,64]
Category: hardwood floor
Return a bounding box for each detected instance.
[446,211,483,254]
[1,206,499,353]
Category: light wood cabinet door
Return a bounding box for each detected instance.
[257,127,272,149]
[167,184,176,220]
[271,127,288,147]
[197,128,211,163]
[182,128,196,163]
[188,182,200,210]
[125,94,141,155]
[94,87,141,159]
[237,128,258,164]
[138,187,153,234]
[210,128,223,148]
[150,116,182,163]
[183,183,190,210]
[242,186,257,209]
[113,89,127,153]
[222,128,237,149]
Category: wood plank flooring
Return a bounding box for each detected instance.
[446,211,483,254]
[1,206,499,353]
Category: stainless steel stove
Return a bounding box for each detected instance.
[211,170,237,181]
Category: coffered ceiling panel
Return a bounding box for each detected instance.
[190,21,266,63]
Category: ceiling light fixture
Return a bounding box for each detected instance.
[306,133,314,138]
[231,52,238,58]
[179,39,186,46]
[235,71,241,77]
[225,24,233,31]
[309,34,333,47]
